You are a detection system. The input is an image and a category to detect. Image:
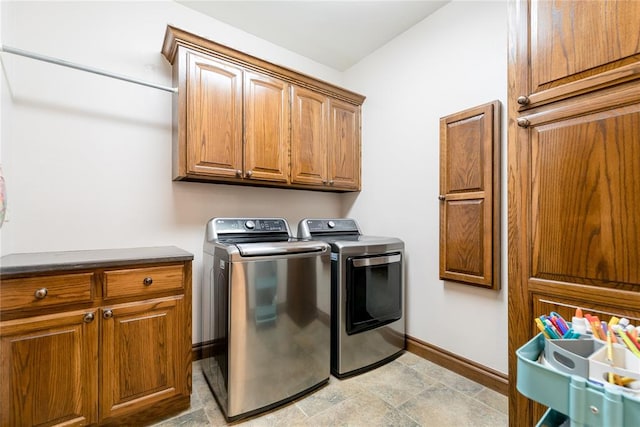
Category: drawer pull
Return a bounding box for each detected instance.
[143,277,153,286]
[34,288,48,299]
[590,405,599,415]
[83,312,95,323]
[103,309,113,319]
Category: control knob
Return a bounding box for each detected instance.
[328,220,336,229]
[245,220,255,230]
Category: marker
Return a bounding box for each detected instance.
[544,318,562,338]
[550,316,566,335]
[585,314,606,340]
[550,312,569,335]
[601,321,609,337]
[618,329,640,358]
[625,328,640,351]
[535,318,551,339]
[545,326,560,339]
[607,330,614,384]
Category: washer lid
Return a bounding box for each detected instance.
[235,241,328,257]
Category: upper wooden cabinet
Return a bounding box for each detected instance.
[290,87,361,189]
[512,0,640,110]
[291,85,328,186]
[185,51,243,178]
[244,71,290,183]
[328,99,361,190]
[162,25,365,192]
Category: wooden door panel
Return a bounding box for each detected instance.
[101,297,185,420]
[524,0,640,108]
[245,72,290,183]
[291,86,328,186]
[441,199,487,285]
[0,310,98,426]
[530,104,640,289]
[439,101,500,289]
[328,99,360,190]
[187,52,243,177]
[443,115,484,193]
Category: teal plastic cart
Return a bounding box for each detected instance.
[516,334,640,427]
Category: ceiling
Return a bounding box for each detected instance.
[176,1,449,71]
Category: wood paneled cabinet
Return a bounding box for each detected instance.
[0,247,193,426]
[184,51,290,183]
[291,86,361,190]
[508,1,640,426]
[0,309,99,426]
[162,25,365,192]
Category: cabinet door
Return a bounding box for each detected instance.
[513,0,640,109]
[100,297,187,421]
[244,71,290,183]
[508,90,640,426]
[186,51,243,177]
[290,86,328,186]
[0,310,98,426]
[526,102,640,291]
[328,99,361,190]
[439,101,500,289]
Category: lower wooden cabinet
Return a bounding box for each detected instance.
[100,297,186,422]
[0,247,193,426]
[0,309,99,426]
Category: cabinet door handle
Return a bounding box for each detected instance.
[329,180,334,186]
[246,170,253,178]
[235,169,242,177]
[517,118,531,128]
[34,288,48,299]
[516,95,530,106]
[83,312,95,323]
[103,309,113,319]
[438,195,446,201]
[322,179,327,185]
[143,277,153,286]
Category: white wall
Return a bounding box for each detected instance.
[1,0,509,374]
[343,0,508,373]
[0,1,344,344]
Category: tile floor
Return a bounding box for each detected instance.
[153,352,508,426]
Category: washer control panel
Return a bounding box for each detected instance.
[303,219,360,234]
[214,218,289,233]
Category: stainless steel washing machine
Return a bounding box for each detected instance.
[202,218,331,422]
[297,218,405,378]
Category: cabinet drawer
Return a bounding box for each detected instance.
[0,273,94,311]
[104,265,184,299]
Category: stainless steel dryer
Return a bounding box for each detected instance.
[298,218,405,378]
[202,218,330,422]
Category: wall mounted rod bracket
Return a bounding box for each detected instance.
[0,44,178,94]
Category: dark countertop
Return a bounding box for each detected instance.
[0,246,194,276]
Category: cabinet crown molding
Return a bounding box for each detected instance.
[161,25,365,105]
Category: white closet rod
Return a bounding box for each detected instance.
[0,44,177,94]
